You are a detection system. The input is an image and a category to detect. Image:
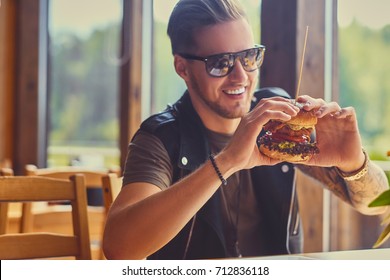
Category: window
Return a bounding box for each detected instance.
[338,0,390,171]
[151,0,262,114]
[45,0,262,167]
[47,0,123,168]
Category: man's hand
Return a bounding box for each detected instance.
[295,95,365,172]
[220,96,299,173]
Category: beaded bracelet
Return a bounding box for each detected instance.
[336,148,369,181]
[209,154,228,186]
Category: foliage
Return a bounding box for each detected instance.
[369,189,390,248]
[153,21,187,113]
[339,20,390,156]
[340,21,390,248]
[49,24,120,148]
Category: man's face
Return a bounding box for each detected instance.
[180,18,259,120]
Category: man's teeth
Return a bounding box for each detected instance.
[224,88,245,95]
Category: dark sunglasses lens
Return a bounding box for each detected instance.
[206,55,233,77]
[205,47,264,77]
[240,48,263,71]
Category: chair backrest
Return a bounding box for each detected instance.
[25,164,118,188]
[23,164,120,259]
[101,173,123,211]
[0,168,14,234]
[22,164,120,230]
[0,175,91,259]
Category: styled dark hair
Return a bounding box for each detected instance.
[167,0,247,54]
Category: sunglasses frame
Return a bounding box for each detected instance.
[178,44,265,77]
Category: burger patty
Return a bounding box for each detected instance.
[258,134,320,156]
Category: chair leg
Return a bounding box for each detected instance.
[20,202,34,233]
[0,203,9,234]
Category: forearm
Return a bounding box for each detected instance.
[298,161,389,215]
[103,153,235,259]
[343,160,389,214]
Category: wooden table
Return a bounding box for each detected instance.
[252,248,390,260]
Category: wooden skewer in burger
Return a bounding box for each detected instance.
[258,26,319,162]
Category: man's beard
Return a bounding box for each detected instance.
[188,78,251,119]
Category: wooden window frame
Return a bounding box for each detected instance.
[0,0,16,167]
[261,0,337,253]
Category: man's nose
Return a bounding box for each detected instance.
[228,57,248,81]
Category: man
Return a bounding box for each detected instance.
[103,0,388,259]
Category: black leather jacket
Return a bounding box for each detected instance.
[137,87,303,259]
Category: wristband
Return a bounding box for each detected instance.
[209,154,227,186]
[336,149,369,181]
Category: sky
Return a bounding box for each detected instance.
[338,0,390,29]
[153,0,178,23]
[49,0,178,38]
[50,0,122,38]
[49,0,390,38]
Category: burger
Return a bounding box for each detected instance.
[258,105,320,162]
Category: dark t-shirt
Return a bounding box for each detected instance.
[123,130,267,257]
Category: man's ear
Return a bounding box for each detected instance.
[174,55,190,81]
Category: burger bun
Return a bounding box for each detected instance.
[287,108,317,126]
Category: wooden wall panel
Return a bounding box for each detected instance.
[13,1,41,174]
[296,0,325,99]
[331,202,389,250]
[0,0,16,166]
[295,0,327,253]
[261,0,297,96]
[119,0,143,168]
[261,0,326,253]
[296,170,324,252]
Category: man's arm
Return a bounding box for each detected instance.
[298,160,389,215]
[344,160,389,214]
[103,153,230,260]
[292,95,388,214]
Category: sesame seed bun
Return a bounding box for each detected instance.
[287,108,317,127]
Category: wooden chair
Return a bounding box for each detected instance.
[0,175,91,259]
[22,164,120,259]
[102,173,123,212]
[0,168,14,234]
[100,173,122,259]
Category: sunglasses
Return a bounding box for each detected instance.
[178,44,265,77]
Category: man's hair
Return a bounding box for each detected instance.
[167,0,247,54]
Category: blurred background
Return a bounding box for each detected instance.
[1,0,389,255]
